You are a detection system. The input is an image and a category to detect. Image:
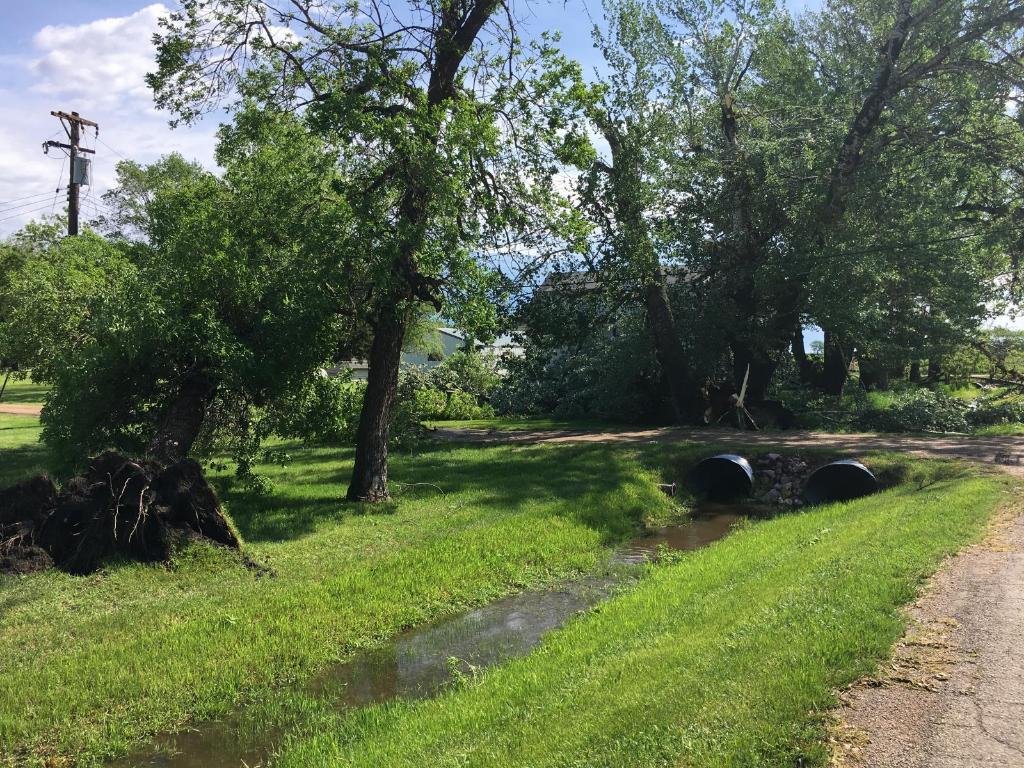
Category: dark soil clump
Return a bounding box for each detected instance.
[0,453,238,575]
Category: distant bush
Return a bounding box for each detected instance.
[394,349,499,422]
[430,349,499,402]
[857,388,968,433]
[965,394,1024,427]
[412,386,448,419]
[270,371,365,444]
[492,312,663,422]
[269,369,440,453]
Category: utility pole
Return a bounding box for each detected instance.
[43,111,98,236]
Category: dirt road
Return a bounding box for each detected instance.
[0,403,42,416]
[433,425,1024,476]
[834,500,1024,767]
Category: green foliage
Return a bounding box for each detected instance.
[269,372,365,445]
[430,349,500,403]
[0,229,133,379]
[857,388,969,433]
[400,359,497,423]
[965,390,1024,428]
[494,305,663,421]
[31,112,359,473]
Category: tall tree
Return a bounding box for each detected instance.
[150,0,590,500]
[657,0,1024,397]
[571,0,705,421]
[800,0,1024,393]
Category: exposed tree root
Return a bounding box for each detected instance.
[0,452,238,575]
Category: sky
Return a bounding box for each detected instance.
[0,0,819,236]
[0,0,1017,335]
[0,0,602,234]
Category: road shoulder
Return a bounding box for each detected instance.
[832,492,1024,767]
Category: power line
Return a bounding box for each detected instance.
[96,136,130,161]
[51,155,67,215]
[0,190,60,208]
[825,227,1013,259]
[0,204,59,225]
[0,195,66,216]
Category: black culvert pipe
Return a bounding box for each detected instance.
[686,454,754,499]
[803,460,877,505]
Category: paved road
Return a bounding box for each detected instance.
[433,425,1024,476]
[836,501,1024,767]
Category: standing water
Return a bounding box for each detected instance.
[109,506,748,767]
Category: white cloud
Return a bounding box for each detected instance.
[0,4,219,236]
[29,4,169,111]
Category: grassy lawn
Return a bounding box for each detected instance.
[0,377,49,406]
[276,459,1013,768]
[972,422,1024,436]
[0,414,48,487]
[0,412,1014,767]
[0,413,679,767]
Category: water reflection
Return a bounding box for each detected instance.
[111,508,746,768]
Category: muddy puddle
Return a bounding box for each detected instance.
[110,507,747,767]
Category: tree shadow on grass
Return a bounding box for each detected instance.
[218,440,657,546]
[0,426,51,488]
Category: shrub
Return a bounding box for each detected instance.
[443,390,494,420]
[430,349,499,401]
[492,314,663,422]
[965,394,1024,427]
[857,388,968,433]
[270,371,364,444]
[412,387,448,419]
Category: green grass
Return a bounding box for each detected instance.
[0,415,684,767]
[0,377,49,405]
[273,457,1012,768]
[945,384,984,401]
[972,422,1024,436]
[0,414,48,487]
[0,412,1013,768]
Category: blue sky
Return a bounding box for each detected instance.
[7,0,1017,336]
[0,0,827,236]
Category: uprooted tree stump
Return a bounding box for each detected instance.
[0,452,239,575]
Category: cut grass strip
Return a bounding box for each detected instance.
[274,463,1011,768]
[0,437,679,767]
[0,378,49,406]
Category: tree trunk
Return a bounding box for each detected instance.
[821,331,853,396]
[927,357,942,383]
[644,279,698,423]
[598,122,698,424]
[876,367,890,391]
[792,326,816,385]
[820,0,914,225]
[859,357,889,391]
[342,0,496,503]
[148,370,215,465]
[909,360,922,383]
[731,342,776,402]
[347,305,407,502]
